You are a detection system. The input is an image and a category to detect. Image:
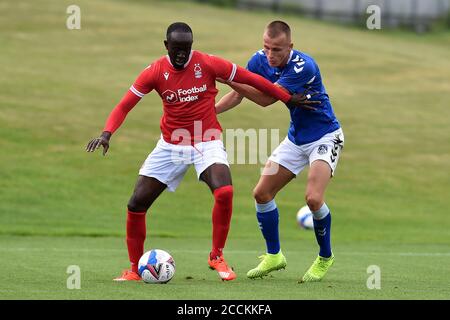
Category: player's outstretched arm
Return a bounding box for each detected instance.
[215,90,244,114]
[227,81,279,107]
[232,66,319,109]
[232,66,289,103]
[225,80,319,110]
[85,90,142,156]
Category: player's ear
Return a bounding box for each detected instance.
[164,40,169,50]
[289,42,294,50]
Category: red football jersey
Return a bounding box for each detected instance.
[131,50,236,145]
[103,50,291,145]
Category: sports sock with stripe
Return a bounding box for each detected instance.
[256,199,280,254]
[312,203,332,258]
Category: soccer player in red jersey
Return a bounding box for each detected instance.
[86,22,317,281]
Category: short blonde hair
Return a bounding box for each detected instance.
[265,20,291,40]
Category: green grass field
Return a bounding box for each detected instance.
[0,0,449,300]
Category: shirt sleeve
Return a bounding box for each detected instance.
[246,51,262,74]
[207,55,237,82]
[103,64,157,134]
[232,66,291,103]
[103,90,141,134]
[207,54,290,103]
[276,59,317,94]
[130,64,157,98]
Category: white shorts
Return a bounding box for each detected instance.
[139,138,229,192]
[268,128,344,176]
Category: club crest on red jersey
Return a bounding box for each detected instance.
[194,63,202,79]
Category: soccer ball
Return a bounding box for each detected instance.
[138,249,176,284]
[296,205,314,230]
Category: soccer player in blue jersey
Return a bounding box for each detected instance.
[215,21,344,282]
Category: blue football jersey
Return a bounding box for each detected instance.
[247,49,340,145]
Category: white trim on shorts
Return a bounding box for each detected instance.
[268,128,344,176]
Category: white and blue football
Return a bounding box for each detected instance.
[296,205,314,230]
[138,249,175,284]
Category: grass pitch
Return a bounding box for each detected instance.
[1,236,449,299]
[0,0,449,300]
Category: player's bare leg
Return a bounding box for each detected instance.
[305,159,331,212]
[253,161,295,204]
[200,163,236,281]
[114,176,167,281]
[247,161,293,279]
[300,160,334,283]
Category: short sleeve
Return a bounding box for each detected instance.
[246,51,262,74]
[276,59,316,94]
[247,50,264,76]
[206,55,237,82]
[130,64,157,98]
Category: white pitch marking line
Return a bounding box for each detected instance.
[0,248,449,256]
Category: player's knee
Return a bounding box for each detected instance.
[305,193,323,212]
[253,188,274,204]
[214,185,233,204]
[127,195,150,213]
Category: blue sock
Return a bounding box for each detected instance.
[312,203,332,258]
[256,200,280,254]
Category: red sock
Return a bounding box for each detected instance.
[126,210,146,273]
[210,185,233,259]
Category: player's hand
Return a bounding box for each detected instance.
[86,131,111,156]
[288,92,321,111]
